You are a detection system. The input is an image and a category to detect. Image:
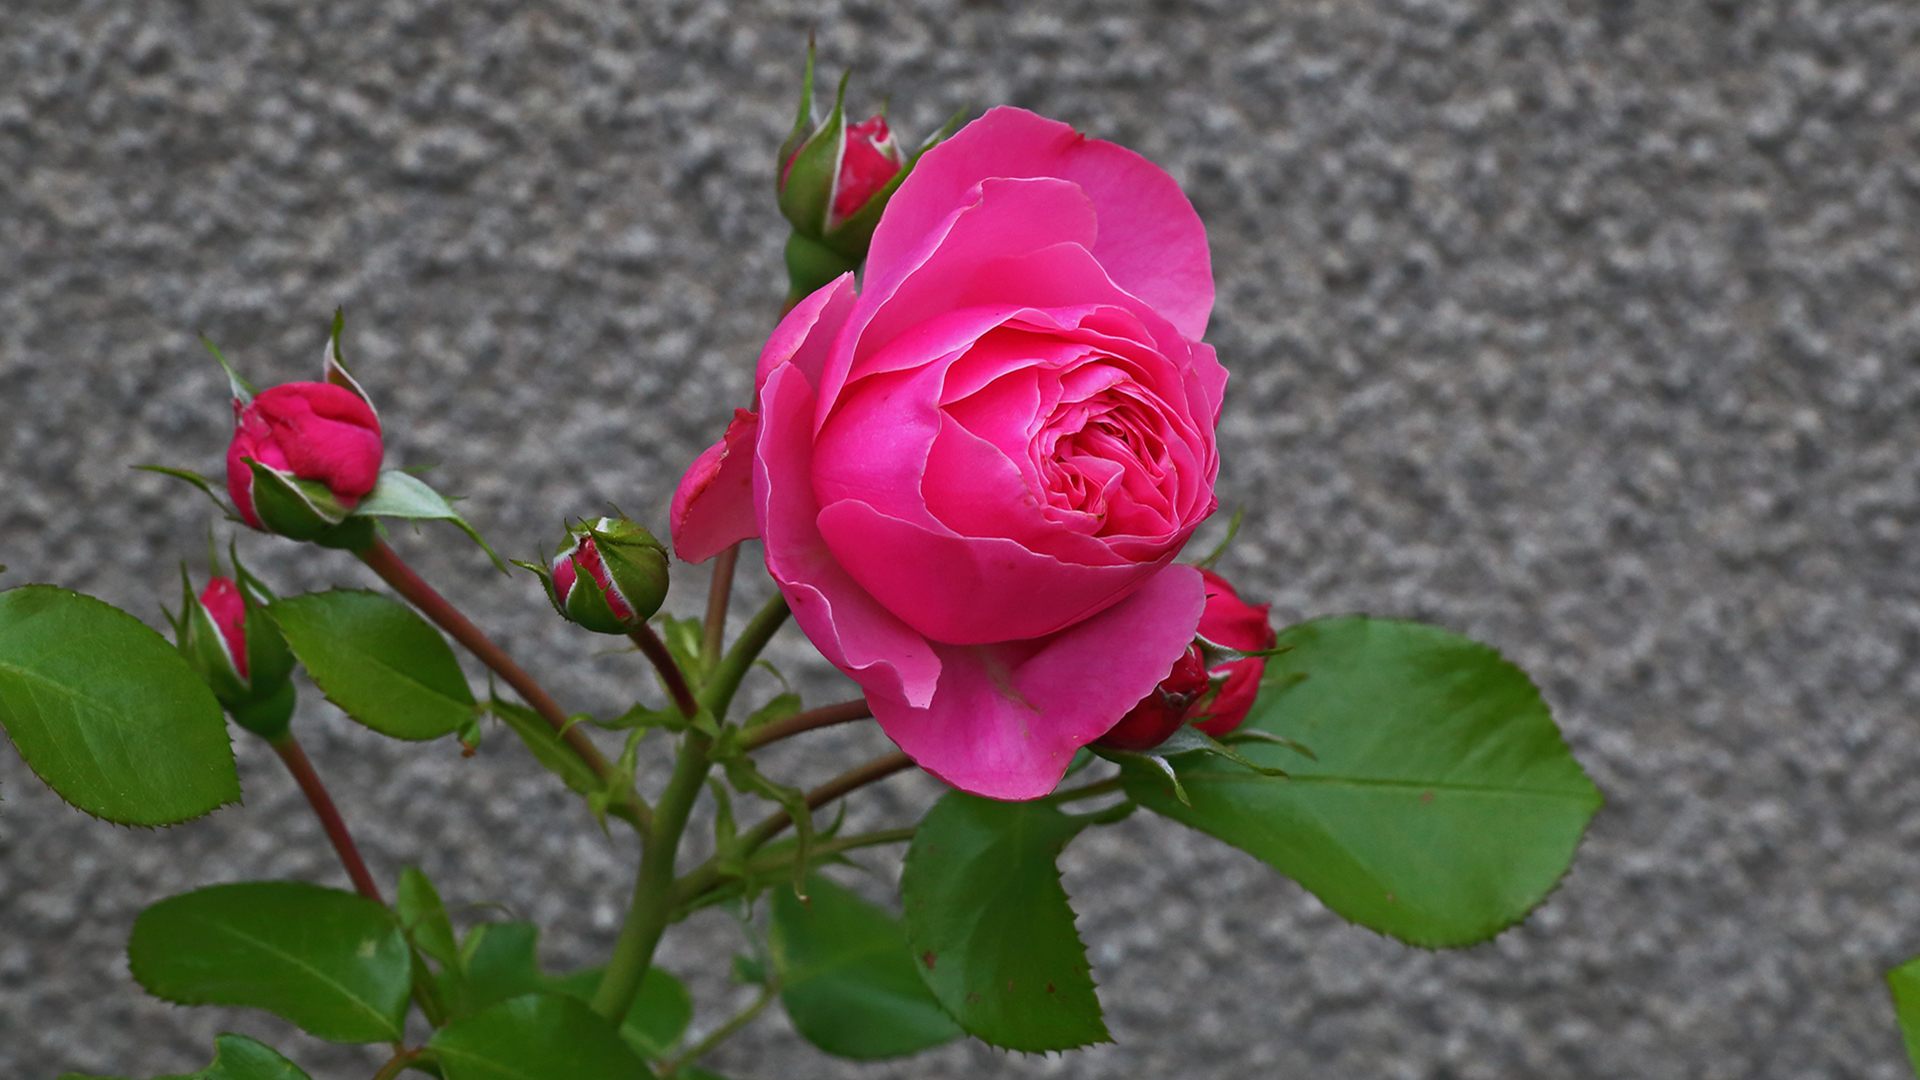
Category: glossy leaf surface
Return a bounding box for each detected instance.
[128,881,410,1043]
[770,872,961,1059]
[1126,616,1602,947]
[428,992,647,1080]
[0,586,238,825]
[901,792,1106,1052]
[268,589,474,741]
[58,1032,312,1080]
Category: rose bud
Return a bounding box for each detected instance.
[776,47,927,305]
[1096,644,1210,752]
[226,382,383,541]
[172,573,297,739]
[537,517,671,634]
[1185,569,1277,737]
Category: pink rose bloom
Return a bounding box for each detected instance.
[226,382,384,530]
[673,106,1224,799]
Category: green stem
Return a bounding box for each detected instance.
[660,982,778,1077]
[736,697,870,752]
[672,755,915,909]
[738,826,914,879]
[592,731,713,1022]
[699,593,790,718]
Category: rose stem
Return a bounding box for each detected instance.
[626,623,700,719]
[269,733,382,903]
[659,982,778,1077]
[370,1049,422,1080]
[736,698,871,752]
[701,543,740,675]
[356,538,647,831]
[736,750,915,855]
[593,593,792,1024]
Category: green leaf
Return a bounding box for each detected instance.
[1125,616,1603,948]
[397,867,461,973]
[771,873,961,1060]
[489,697,600,796]
[452,920,690,1058]
[354,470,505,571]
[1888,955,1920,1073]
[268,590,475,741]
[128,881,411,1044]
[900,792,1108,1052]
[58,1032,313,1080]
[0,586,238,825]
[428,993,649,1080]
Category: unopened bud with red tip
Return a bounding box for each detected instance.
[223,315,384,544]
[776,43,949,306]
[1097,643,1209,752]
[1187,569,1277,737]
[530,517,670,634]
[171,571,297,739]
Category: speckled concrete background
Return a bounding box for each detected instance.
[2,1,1918,1077]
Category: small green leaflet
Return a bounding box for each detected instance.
[1888,955,1920,1073]
[1125,616,1602,948]
[769,873,961,1060]
[354,470,506,571]
[449,920,691,1059]
[0,586,238,826]
[268,589,476,741]
[428,993,649,1080]
[58,1032,312,1080]
[128,881,411,1044]
[901,792,1108,1052]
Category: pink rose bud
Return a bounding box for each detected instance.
[830,116,904,223]
[1186,569,1277,737]
[226,382,383,540]
[776,47,927,306]
[172,572,298,739]
[538,517,671,635]
[1097,644,1210,752]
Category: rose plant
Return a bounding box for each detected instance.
[0,55,1601,1080]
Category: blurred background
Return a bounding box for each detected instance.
[3,1,1918,1077]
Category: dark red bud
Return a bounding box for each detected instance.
[1098,643,1209,752]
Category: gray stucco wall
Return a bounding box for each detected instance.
[3,1,1918,1077]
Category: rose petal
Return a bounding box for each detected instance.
[757,272,858,392]
[756,362,941,708]
[869,106,1214,342]
[669,409,759,563]
[869,563,1206,800]
[814,497,1175,644]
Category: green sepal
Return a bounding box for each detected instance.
[583,518,669,623]
[777,69,850,236]
[135,464,237,519]
[354,471,504,571]
[783,232,861,308]
[244,460,353,541]
[227,680,295,741]
[1189,506,1246,572]
[775,37,819,173]
[818,105,963,260]
[203,335,256,403]
[559,552,629,635]
[320,308,377,421]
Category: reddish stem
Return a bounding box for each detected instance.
[271,735,383,903]
[702,544,740,672]
[627,623,700,719]
[738,698,871,752]
[357,540,613,779]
